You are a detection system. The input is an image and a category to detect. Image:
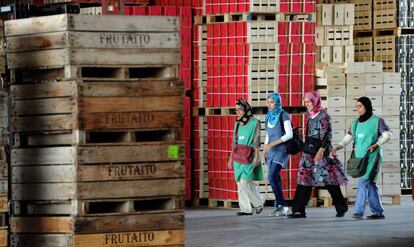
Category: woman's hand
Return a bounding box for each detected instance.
[368,143,379,153]
[315,148,325,163]
[329,149,337,160]
[262,151,267,164]
[264,144,272,153]
[227,159,233,170]
[253,157,259,168]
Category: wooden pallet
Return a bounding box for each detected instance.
[206,12,315,23]
[13,128,181,148]
[208,199,239,209]
[13,196,184,216]
[346,194,401,205]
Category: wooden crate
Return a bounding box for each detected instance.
[5,14,180,72]
[354,36,373,62]
[373,0,397,10]
[373,9,397,29]
[11,214,184,247]
[10,79,184,146]
[374,35,396,56]
[352,0,371,12]
[354,11,372,31]
[374,54,396,72]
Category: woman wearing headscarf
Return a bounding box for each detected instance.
[263,93,293,217]
[288,91,348,218]
[330,97,392,220]
[227,99,264,215]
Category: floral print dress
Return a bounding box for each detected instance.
[297,110,348,187]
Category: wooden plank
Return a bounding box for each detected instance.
[77,162,184,182]
[7,49,69,69]
[74,229,184,247]
[77,178,184,199]
[12,114,76,132]
[79,111,182,130]
[13,97,77,115]
[11,81,77,100]
[12,165,76,183]
[12,146,76,166]
[0,180,7,196]
[5,14,179,36]
[79,96,182,113]
[7,31,180,52]
[14,200,78,216]
[0,229,6,247]
[12,183,76,200]
[69,48,181,66]
[0,197,7,213]
[78,80,183,97]
[77,143,184,164]
[12,217,74,233]
[74,212,184,233]
[8,48,180,69]
[11,234,73,247]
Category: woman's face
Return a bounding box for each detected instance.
[267,97,276,110]
[304,97,313,111]
[235,104,245,119]
[356,101,366,116]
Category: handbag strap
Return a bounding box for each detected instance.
[234,123,240,144]
[351,120,358,153]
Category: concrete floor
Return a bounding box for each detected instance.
[185,196,414,247]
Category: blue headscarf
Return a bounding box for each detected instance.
[265,93,283,126]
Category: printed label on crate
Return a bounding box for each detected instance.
[108,164,157,178]
[168,145,180,159]
[74,230,184,247]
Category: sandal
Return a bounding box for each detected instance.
[255,206,263,214]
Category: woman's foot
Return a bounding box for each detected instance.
[366,214,385,220]
[237,212,253,216]
[255,206,263,215]
[287,212,306,218]
[351,214,363,220]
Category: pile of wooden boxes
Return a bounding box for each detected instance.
[316,3,355,64]
[317,61,401,203]
[0,18,8,247]
[6,14,185,246]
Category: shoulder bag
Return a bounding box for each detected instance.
[279,112,303,155]
[232,123,255,164]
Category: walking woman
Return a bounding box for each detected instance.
[263,93,293,216]
[289,91,348,218]
[330,97,392,220]
[227,99,264,216]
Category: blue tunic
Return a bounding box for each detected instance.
[265,111,290,168]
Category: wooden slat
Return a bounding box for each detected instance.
[0,197,7,213]
[12,147,76,166]
[0,229,7,247]
[79,112,182,130]
[77,143,184,164]
[77,162,184,182]
[11,234,73,247]
[11,217,75,233]
[77,178,184,200]
[11,81,77,100]
[12,114,76,132]
[74,212,184,233]
[79,96,182,113]
[74,229,184,247]
[7,31,179,52]
[8,48,180,69]
[12,183,76,200]
[13,200,78,216]
[13,97,77,115]
[78,80,183,97]
[5,14,179,36]
[12,165,76,183]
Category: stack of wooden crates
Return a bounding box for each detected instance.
[0,18,8,247]
[6,14,185,246]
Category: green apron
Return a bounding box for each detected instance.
[351,115,382,181]
[233,117,263,182]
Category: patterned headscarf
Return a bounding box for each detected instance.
[304,91,322,118]
[235,98,253,125]
[265,93,283,126]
